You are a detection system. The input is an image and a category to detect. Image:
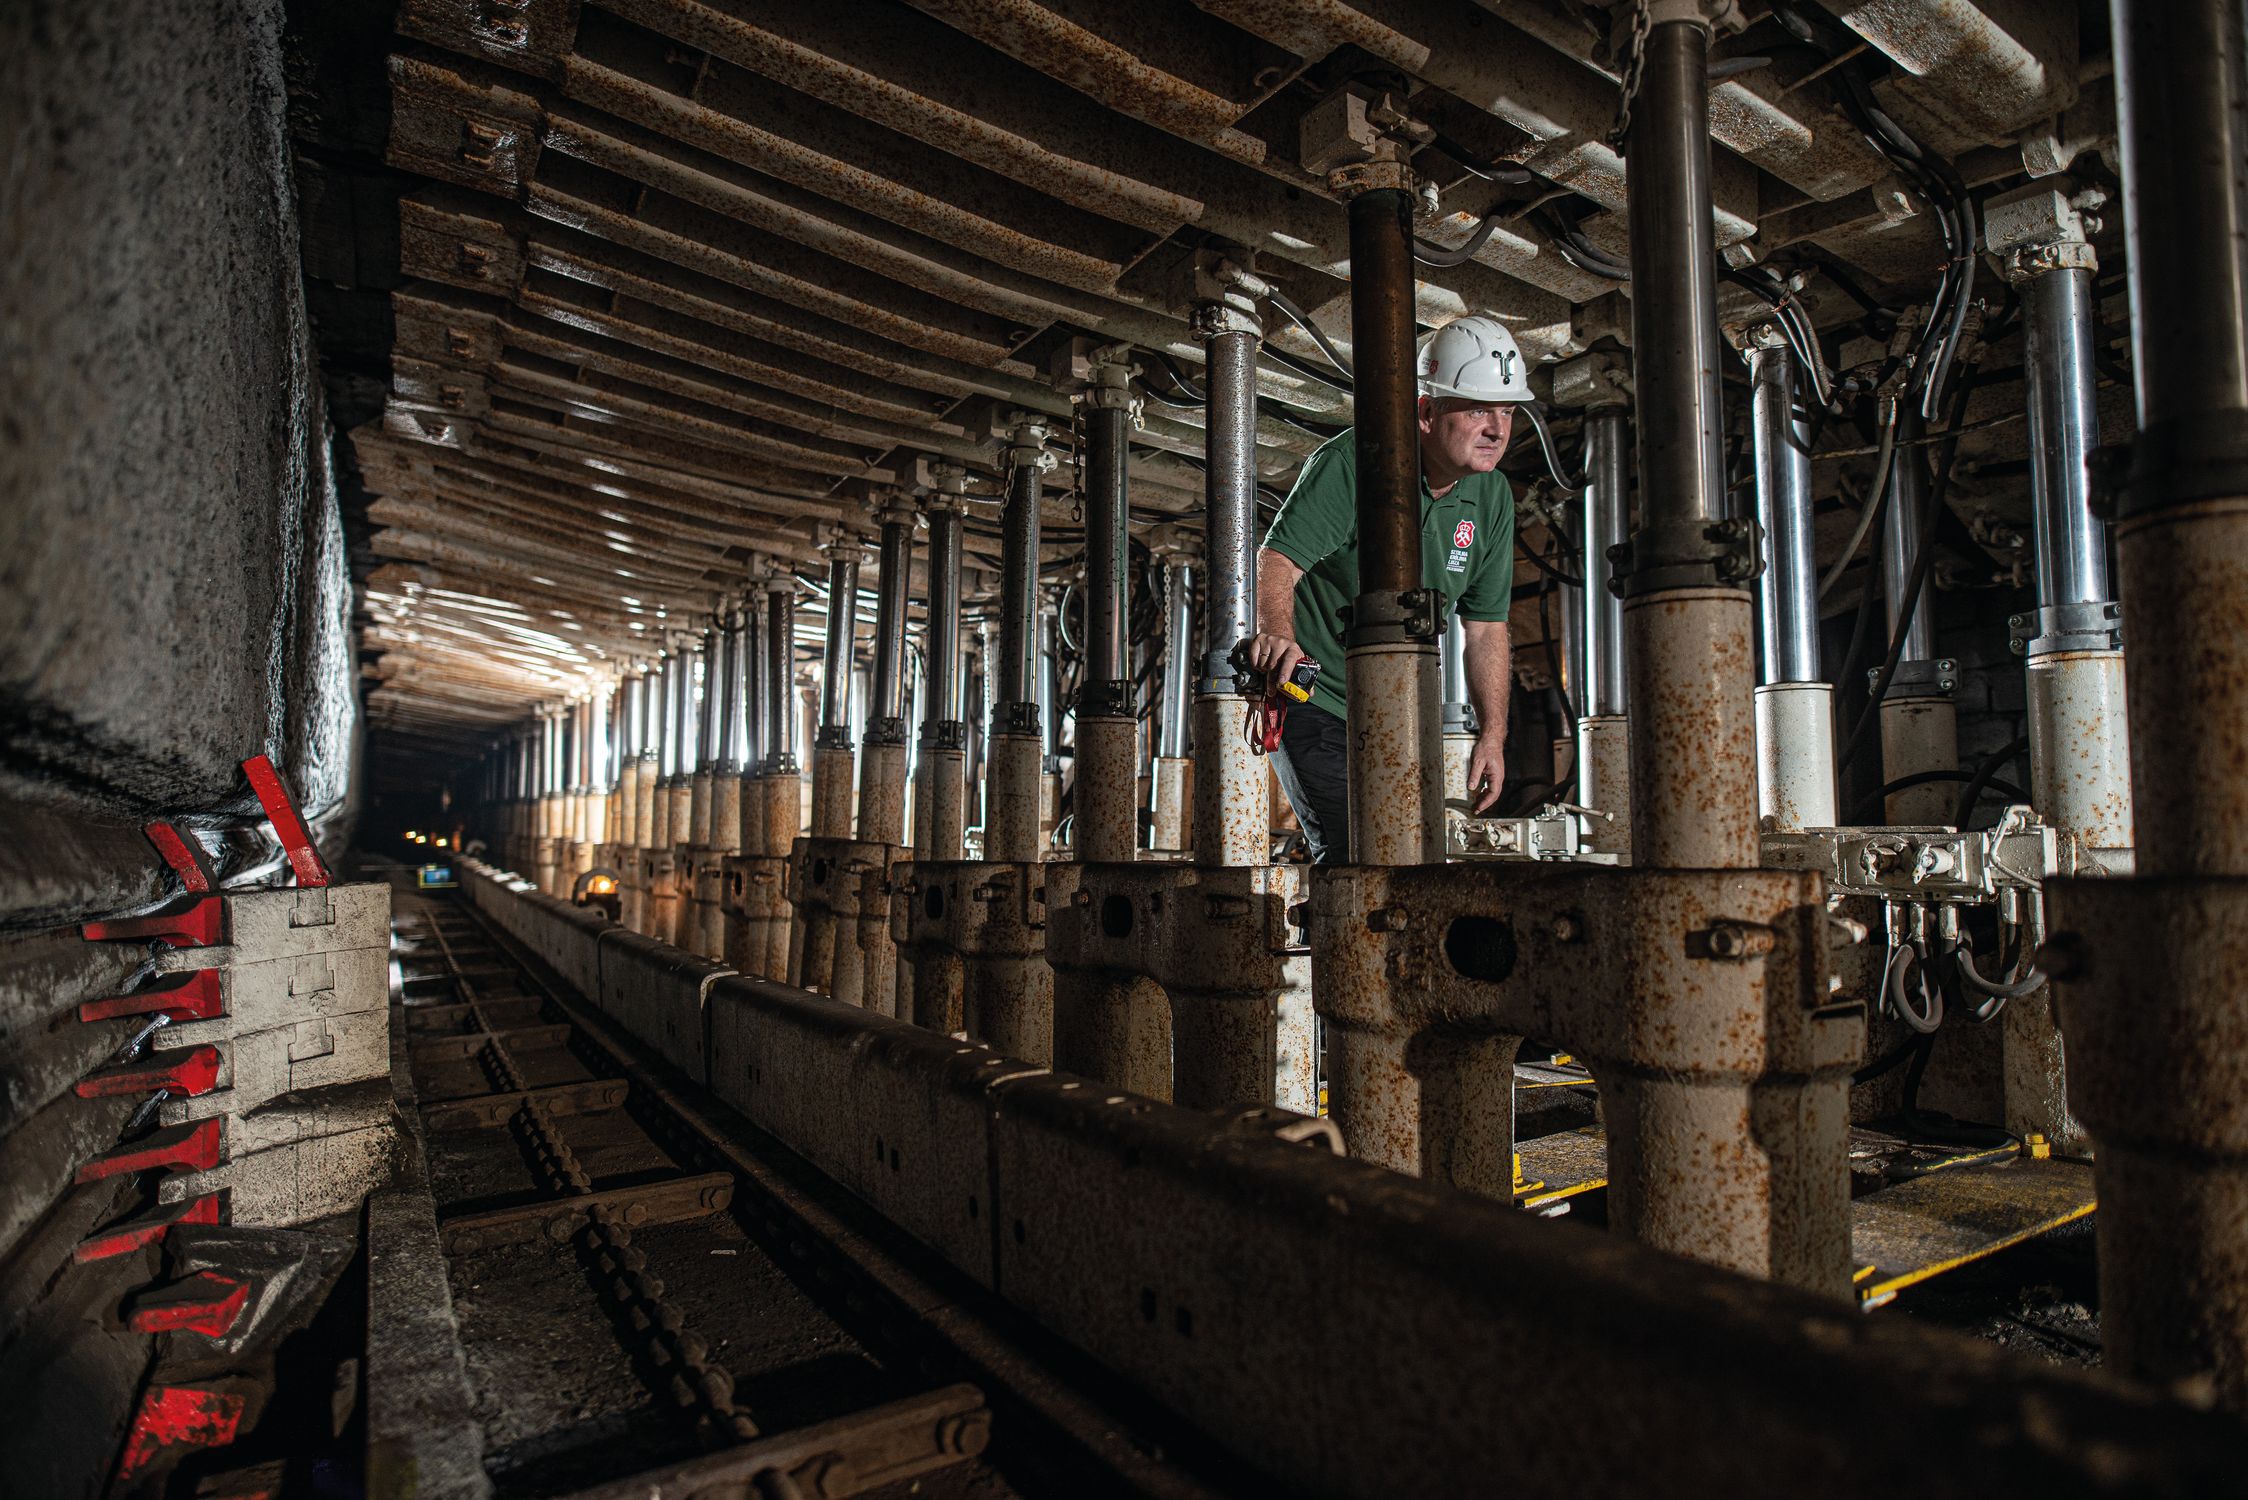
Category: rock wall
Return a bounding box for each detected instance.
[0,4,358,1491]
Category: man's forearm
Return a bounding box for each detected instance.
[1255,547,1303,640]
[1462,620,1511,742]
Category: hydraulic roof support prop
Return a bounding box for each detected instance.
[847,496,921,1017]
[725,572,802,984]
[690,616,722,851]
[1876,415,1960,824]
[915,484,970,866]
[1072,345,1141,867]
[898,418,1058,1062]
[1554,355,1635,858]
[793,532,867,995]
[1747,335,1838,831]
[2046,0,2248,1417]
[1150,550,1195,855]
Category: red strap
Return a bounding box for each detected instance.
[241,754,330,888]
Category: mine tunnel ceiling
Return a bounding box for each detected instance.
[301,0,2107,780]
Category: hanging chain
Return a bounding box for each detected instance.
[1607,0,1653,152]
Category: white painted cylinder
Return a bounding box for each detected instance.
[2027,649,2134,855]
[1754,682,1837,831]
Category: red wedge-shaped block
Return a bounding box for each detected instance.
[83,895,225,949]
[75,1117,224,1184]
[126,1271,250,1337]
[75,1044,223,1100]
[79,967,224,1025]
[75,1192,225,1264]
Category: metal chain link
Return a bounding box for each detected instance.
[1607,0,1653,152]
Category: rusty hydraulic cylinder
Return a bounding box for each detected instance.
[798,536,864,994]
[1194,299,1270,870]
[1341,179,1442,866]
[1748,337,1837,832]
[988,421,1053,865]
[690,619,720,850]
[2044,0,2248,1415]
[1074,352,1141,865]
[1609,8,1845,1290]
[1150,553,1194,853]
[749,574,802,980]
[617,671,642,848]
[915,494,969,864]
[854,499,918,1017]
[667,639,696,849]
[1054,354,1165,1091]
[1578,400,1633,857]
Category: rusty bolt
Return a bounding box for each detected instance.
[937,1410,993,1457]
[1706,922,1777,960]
[1073,889,1092,907]
[1367,906,1409,933]
[1549,913,1583,944]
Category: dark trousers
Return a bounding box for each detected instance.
[1273,702,1350,864]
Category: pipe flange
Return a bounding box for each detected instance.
[993,700,1042,737]
[862,716,909,748]
[812,724,854,751]
[2010,600,2123,656]
[1192,299,1263,340]
[918,720,967,751]
[1346,588,1448,646]
[2003,240,2098,284]
[1441,703,1480,736]
[1326,160,1416,199]
[1076,680,1136,719]
[1877,657,1958,700]
[1609,516,1765,596]
[760,753,801,777]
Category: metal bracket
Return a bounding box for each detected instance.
[1075,680,1135,719]
[918,720,967,752]
[1879,657,1958,698]
[2010,600,2122,656]
[863,716,908,748]
[1348,589,1448,646]
[1609,516,1764,596]
[812,725,854,751]
[993,700,1042,737]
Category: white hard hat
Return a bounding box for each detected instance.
[1416,315,1533,404]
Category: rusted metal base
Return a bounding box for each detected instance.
[1309,861,1860,1293]
[894,858,1051,1062]
[720,853,792,981]
[1045,861,1316,1112]
[788,835,903,1005]
[2048,874,2248,1412]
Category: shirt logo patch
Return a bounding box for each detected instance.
[1446,548,1469,573]
[1452,519,1476,549]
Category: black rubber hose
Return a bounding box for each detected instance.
[1951,734,2031,828]
[1849,769,2030,825]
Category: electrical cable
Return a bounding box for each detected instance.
[1264,288,1354,382]
[1816,414,1897,600]
[1415,211,1505,268]
[1518,405,1587,494]
[1952,943,2045,1003]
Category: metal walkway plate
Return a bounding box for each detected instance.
[1850,1156,2097,1309]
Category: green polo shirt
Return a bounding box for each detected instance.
[1262,428,1515,722]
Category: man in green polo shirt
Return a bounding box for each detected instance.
[1245,315,1526,863]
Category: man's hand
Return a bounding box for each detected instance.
[1244,631,1305,687]
[1466,730,1506,814]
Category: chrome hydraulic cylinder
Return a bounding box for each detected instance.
[1074,354,1140,866]
[915,495,969,863]
[1579,402,1633,857]
[1748,337,1836,830]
